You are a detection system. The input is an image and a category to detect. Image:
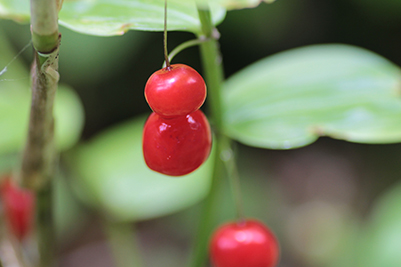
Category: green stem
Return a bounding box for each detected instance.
[197,9,224,130]
[189,5,249,267]
[103,221,143,267]
[187,6,227,267]
[187,137,226,267]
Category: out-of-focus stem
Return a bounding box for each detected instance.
[104,221,143,267]
[219,137,246,222]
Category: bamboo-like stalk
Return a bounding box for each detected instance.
[19,1,60,266]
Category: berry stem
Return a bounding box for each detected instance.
[162,38,207,68]
[163,0,170,68]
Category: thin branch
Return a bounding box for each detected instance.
[162,38,207,68]
[163,0,170,68]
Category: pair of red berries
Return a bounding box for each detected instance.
[143,64,212,176]
[0,177,35,241]
[210,219,280,267]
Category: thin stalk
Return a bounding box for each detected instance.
[220,138,246,222]
[163,0,170,68]
[103,221,143,267]
[188,136,246,267]
[187,138,226,267]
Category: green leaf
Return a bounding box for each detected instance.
[222,44,401,149]
[356,182,401,267]
[71,115,215,222]
[197,0,275,10]
[0,84,84,154]
[59,0,225,35]
[0,0,226,36]
[54,85,85,151]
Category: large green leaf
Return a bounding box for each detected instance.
[0,0,29,22]
[71,115,215,222]
[222,44,401,149]
[0,84,84,154]
[0,0,226,36]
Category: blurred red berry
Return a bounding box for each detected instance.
[1,178,35,241]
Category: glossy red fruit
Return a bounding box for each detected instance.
[143,110,212,176]
[144,64,207,118]
[210,220,280,267]
[0,178,35,241]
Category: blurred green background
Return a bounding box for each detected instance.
[1,0,401,266]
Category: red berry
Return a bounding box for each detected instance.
[1,178,35,241]
[210,220,280,267]
[142,110,212,176]
[144,64,207,118]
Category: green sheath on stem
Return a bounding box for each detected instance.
[30,0,59,55]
